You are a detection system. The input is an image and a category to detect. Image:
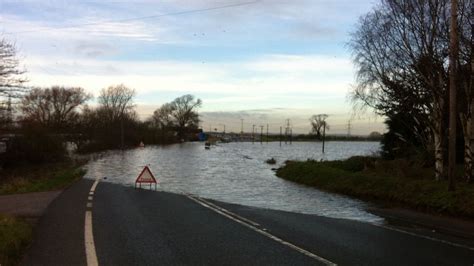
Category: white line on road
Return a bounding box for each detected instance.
[373,223,474,251]
[85,179,99,266]
[85,211,98,266]
[186,194,336,266]
[90,180,99,192]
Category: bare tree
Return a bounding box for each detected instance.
[98,84,135,122]
[349,0,471,180]
[458,1,473,182]
[98,84,135,148]
[447,0,459,190]
[309,114,329,139]
[0,37,27,128]
[170,94,202,139]
[21,86,91,130]
[150,103,175,130]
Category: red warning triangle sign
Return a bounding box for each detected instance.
[135,166,157,184]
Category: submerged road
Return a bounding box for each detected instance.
[23,179,474,265]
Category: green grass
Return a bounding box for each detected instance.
[0,214,32,266]
[276,157,474,218]
[0,162,86,264]
[0,162,86,195]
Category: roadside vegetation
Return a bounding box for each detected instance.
[0,34,204,265]
[348,0,472,186]
[0,214,32,266]
[277,156,474,218]
[0,160,85,265]
[0,161,86,195]
[277,0,472,217]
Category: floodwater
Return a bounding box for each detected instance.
[84,141,383,223]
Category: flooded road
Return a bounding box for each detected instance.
[84,141,383,223]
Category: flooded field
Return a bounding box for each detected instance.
[84,141,383,223]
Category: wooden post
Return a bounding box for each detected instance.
[121,117,124,150]
[322,122,326,153]
[280,126,282,146]
[290,128,292,144]
[252,125,255,144]
[266,124,269,143]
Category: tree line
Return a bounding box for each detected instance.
[0,38,202,166]
[349,0,472,183]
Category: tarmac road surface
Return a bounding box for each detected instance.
[22,179,474,265]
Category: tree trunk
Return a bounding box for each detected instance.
[433,110,446,181]
[471,102,474,182]
[434,132,445,181]
[447,0,458,191]
[461,104,474,182]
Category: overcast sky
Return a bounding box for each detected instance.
[1,0,384,135]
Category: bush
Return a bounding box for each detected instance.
[1,131,66,167]
[0,214,32,266]
[276,156,474,217]
[323,156,376,172]
[265,158,276,164]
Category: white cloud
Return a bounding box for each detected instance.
[247,54,352,74]
[1,0,383,134]
[22,53,354,98]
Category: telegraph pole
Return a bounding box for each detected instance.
[448,0,458,191]
[240,119,244,141]
[252,124,255,144]
[346,120,352,137]
[121,117,124,150]
[266,124,269,143]
[322,121,326,153]
[260,125,264,144]
[289,128,292,144]
[280,126,282,146]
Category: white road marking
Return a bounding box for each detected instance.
[184,192,474,253]
[88,196,93,201]
[85,211,98,266]
[186,194,336,266]
[85,179,99,266]
[198,198,261,227]
[373,223,474,251]
[90,180,99,192]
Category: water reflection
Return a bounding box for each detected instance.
[84,141,383,223]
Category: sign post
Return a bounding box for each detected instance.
[135,166,157,190]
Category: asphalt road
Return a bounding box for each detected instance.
[23,179,474,265]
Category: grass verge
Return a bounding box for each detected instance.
[0,214,32,266]
[0,161,86,265]
[0,161,86,195]
[276,157,474,218]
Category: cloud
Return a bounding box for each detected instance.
[22,53,354,98]
[1,0,382,134]
[247,54,352,74]
[74,41,117,58]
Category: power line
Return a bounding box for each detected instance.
[7,1,260,35]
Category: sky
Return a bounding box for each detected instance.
[0,0,384,135]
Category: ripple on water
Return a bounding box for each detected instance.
[84,141,384,224]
